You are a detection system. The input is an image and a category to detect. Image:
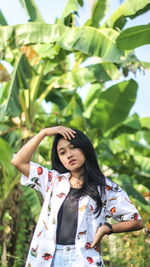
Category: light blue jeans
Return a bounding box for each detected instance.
[51,244,76,267]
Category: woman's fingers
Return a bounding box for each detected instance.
[90,237,100,248]
[89,226,108,248]
[45,126,76,139]
[57,127,76,140]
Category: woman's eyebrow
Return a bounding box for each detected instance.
[58,143,72,152]
[58,147,64,152]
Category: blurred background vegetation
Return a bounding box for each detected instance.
[0,0,150,266]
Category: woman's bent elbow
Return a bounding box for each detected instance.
[11,158,19,168]
[136,220,143,230]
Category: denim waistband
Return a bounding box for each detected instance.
[55,244,75,251]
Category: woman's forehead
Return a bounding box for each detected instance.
[57,138,71,150]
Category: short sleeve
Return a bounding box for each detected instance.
[104,178,141,222]
[21,161,54,199]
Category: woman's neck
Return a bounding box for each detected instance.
[70,172,84,189]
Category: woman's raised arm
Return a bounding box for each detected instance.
[11,126,76,177]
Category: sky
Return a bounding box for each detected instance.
[0,0,150,118]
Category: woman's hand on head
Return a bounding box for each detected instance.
[11,126,76,177]
[44,126,76,140]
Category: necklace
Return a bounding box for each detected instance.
[70,175,83,189]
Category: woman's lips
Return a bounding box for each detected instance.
[69,159,76,165]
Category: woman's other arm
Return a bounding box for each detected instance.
[11,126,76,177]
[90,219,143,248]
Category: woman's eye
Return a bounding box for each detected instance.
[59,151,65,155]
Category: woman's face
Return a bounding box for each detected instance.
[57,138,85,173]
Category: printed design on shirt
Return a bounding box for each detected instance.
[114,185,120,191]
[56,192,66,198]
[90,205,94,213]
[131,212,138,220]
[28,264,31,267]
[31,177,41,187]
[105,184,121,192]
[105,185,113,191]
[37,230,43,237]
[28,183,36,189]
[30,245,38,257]
[110,207,116,214]
[42,252,52,260]
[37,166,43,175]
[53,216,56,224]
[108,197,116,202]
[85,242,91,249]
[58,176,62,182]
[79,204,87,212]
[46,185,50,192]
[85,242,99,252]
[28,177,40,188]
[48,205,51,216]
[43,220,48,230]
[96,261,103,266]
[46,172,53,192]
[125,197,133,205]
[48,171,53,182]
[87,256,94,264]
[50,191,53,198]
[77,230,87,239]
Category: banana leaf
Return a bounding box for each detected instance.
[104,0,150,29]
[117,24,150,50]
[22,186,41,222]
[19,0,44,22]
[89,0,110,27]
[58,26,123,62]
[0,10,8,26]
[90,79,138,133]
[1,53,32,117]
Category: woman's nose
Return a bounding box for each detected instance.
[67,150,73,158]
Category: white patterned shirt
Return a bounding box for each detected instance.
[21,162,141,267]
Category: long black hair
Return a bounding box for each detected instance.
[51,129,106,216]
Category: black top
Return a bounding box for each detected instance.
[56,187,81,245]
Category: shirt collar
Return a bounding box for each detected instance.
[59,172,71,180]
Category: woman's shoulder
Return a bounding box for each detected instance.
[104,177,122,192]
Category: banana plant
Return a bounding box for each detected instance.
[0,0,150,265]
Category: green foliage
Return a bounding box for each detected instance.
[102,229,150,267]
[0,53,32,117]
[90,79,138,133]
[0,11,8,26]
[104,0,150,29]
[0,0,150,266]
[19,0,44,22]
[59,0,79,23]
[12,194,35,267]
[22,186,41,222]
[89,0,110,27]
[58,26,122,62]
[117,24,150,50]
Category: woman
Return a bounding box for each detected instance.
[11,126,143,267]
